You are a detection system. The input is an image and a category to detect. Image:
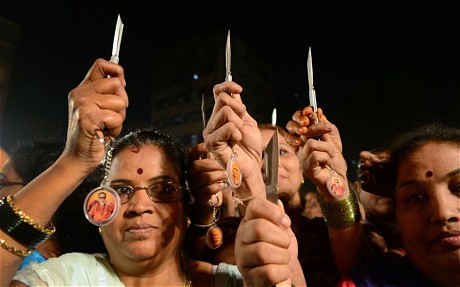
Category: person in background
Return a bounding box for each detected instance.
[287,104,460,286]
[0,140,65,269]
[202,80,305,286]
[301,190,323,219]
[186,119,323,285]
[355,148,404,256]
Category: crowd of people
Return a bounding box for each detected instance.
[0,50,459,286]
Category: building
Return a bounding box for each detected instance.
[150,30,275,148]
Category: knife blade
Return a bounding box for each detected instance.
[225,29,232,81]
[307,46,318,124]
[110,14,124,64]
[264,128,279,204]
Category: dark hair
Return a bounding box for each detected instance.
[8,140,65,183]
[385,123,460,198]
[108,128,191,206]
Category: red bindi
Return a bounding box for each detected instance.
[137,168,143,174]
[130,147,140,153]
[425,171,433,178]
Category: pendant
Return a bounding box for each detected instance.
[84,185,120,226]
[326,169,346,198]
[226,149,242,188]
[206,225,223,249]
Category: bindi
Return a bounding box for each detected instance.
[137,168,143,174]
[425,170,433,178]
[130,147,140,154]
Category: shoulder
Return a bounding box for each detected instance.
[14,253,123,286]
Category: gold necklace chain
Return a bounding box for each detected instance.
[181,252,192,287]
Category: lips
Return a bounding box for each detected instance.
[432,230,460,248]
[126,223,156,234]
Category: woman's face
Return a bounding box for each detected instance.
[395,142,460,284]
[260,129,303,202]
[303,192,323,219]
[101,145,185,266]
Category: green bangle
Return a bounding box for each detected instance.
[0,196,55,248]
[317,191,361,228]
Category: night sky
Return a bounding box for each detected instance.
[1,2,459,174]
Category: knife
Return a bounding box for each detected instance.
[307,46,318,124]
[225,30,232,82]
[110,14,124,64]
[264,128,279,204]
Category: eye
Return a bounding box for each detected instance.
[405,193,426,204]
[156,182,176,193]
[451,182,460,195]
[112,186,132,195]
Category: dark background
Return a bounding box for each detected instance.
[1,1,459,177]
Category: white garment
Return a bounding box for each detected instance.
[14,252,243,286]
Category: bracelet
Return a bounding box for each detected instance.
[0,196,56,248]
[0,238,34,258]
[232,189,264,206]
[193,207,221,228]
[317,191,361,228]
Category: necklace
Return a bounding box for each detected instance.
[181,252,192,287]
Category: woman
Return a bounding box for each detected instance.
[1,59,297,286]
[0,140,65,269]
[287,105,460,286]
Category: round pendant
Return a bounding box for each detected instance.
[84,186,120,226]
[226,158,242,188]
[206,225,223,249]
[326,171,346,198]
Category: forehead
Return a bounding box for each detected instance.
[108,145,178,180]
[260,129,288,146]
[260,129,275,145]
[398,142,459,180]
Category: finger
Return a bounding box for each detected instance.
[188,143,209,161]
[238,265,291,287]
[79,108,125,139]
[299,121,334,142]
[302,105,315,117]
[80,58,125,85]
[238,242,290,267]
[283,133,303,152]
[285,119,307,137]
[242,198,291,229]
[212,81,243,101]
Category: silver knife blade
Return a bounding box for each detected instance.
[201,93,206,130]
[110,14,124,64]
[271,108,277,126]
[264,128,279,204]
[307,46,318,123]
[225,30,232,81]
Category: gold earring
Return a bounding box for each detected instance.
[98,227,102,234]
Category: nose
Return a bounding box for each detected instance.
[430,190,460,225]
[125,188,154,214]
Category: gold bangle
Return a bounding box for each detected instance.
[193,207,221,228]
[317,191,361,228]
[6,195,56,235]
[0,238,34,258]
